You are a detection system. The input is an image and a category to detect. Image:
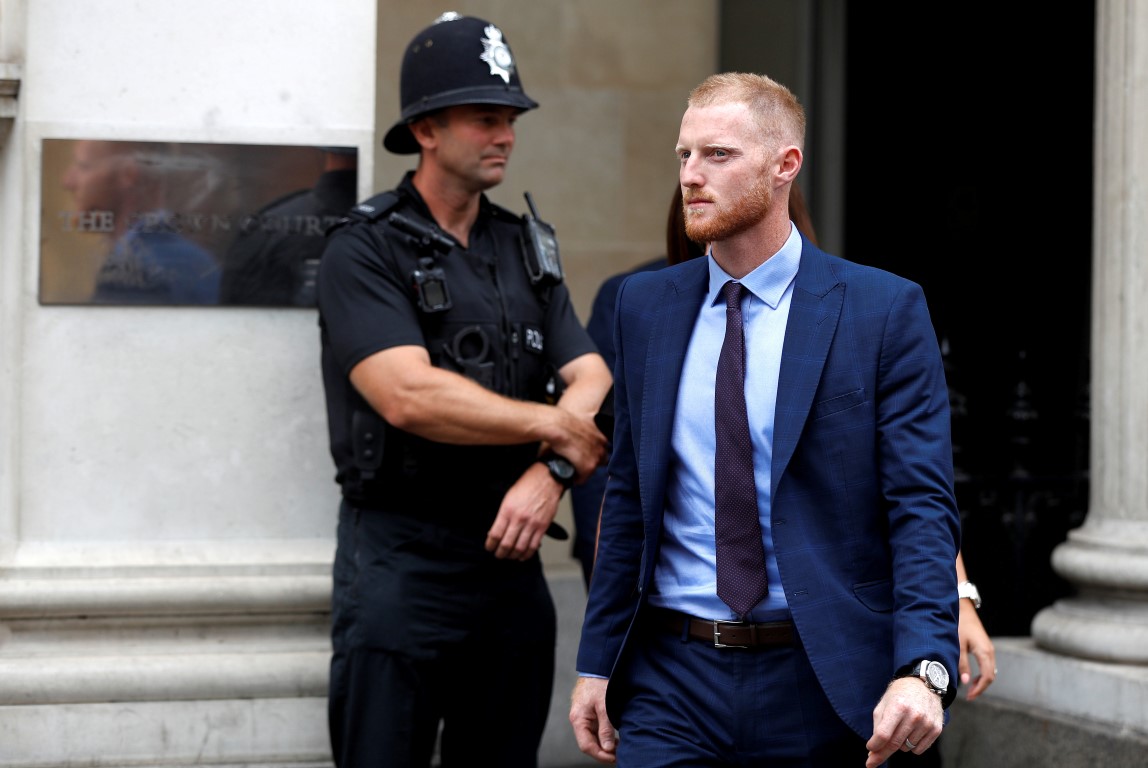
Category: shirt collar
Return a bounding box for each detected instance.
[706,222,802,309]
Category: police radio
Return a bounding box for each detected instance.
[387,211,453,313]
[521,192,564,286]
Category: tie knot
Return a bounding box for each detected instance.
[722,280,745,310]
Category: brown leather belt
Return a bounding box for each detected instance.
[655,609,795,649]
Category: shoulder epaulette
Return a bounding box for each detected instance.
[326,191,403,236]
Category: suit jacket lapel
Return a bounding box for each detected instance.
[773,241,844,492]
[640,261,708,526]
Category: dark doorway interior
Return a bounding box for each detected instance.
[845,4,1096,636]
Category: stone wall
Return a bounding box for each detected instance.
[0,1,717,765]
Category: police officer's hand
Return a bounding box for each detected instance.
[544,407,608,481]
[543,352,612,480]
[485,462,564,560]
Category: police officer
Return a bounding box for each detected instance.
[316,12,612,768]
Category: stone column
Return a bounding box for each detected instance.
[1031,0,1148,662]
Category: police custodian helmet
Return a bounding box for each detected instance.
[383,12,539,155]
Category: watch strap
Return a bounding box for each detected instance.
[895,659,957,709]
[539,453,575,489]
[958,580,982,609]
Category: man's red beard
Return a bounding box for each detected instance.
[683,176,773,245]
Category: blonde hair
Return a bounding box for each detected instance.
[687,72,806,152]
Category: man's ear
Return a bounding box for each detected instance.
[776,145,803,184]
[409,117,438,151]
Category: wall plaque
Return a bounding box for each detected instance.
[39,139,358,307]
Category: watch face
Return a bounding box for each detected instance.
[924,661,949,691]
[549,458,575,481]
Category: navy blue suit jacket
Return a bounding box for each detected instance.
[570,257,667,581]
[576,236,961,739]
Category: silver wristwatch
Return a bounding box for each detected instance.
[958,580,982,610]
[911,659,950,697]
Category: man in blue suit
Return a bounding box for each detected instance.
[569,72,961,767]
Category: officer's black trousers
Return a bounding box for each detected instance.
[328,501,557,767]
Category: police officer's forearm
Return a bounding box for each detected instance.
[554,352,613,418]
[349,345,607,453]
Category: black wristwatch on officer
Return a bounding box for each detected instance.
[539,452,575,489]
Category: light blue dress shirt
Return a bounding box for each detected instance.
[648,223,801,623]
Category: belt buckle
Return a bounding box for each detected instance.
[712,618,750,649]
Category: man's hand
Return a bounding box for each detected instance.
[547,407,609,481]
[959,599,997,701]
[569,676,616,763]
[485,462,562,560]
[865,677,944,767]
[545,352,612,479]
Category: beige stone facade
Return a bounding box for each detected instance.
[1,1,1146,766]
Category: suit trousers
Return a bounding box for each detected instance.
[613,615,874,767]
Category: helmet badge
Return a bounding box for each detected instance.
[480,24,515,84]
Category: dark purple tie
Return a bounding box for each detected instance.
[715,280,769,617]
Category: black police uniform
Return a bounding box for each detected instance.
[317,172,598,768]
